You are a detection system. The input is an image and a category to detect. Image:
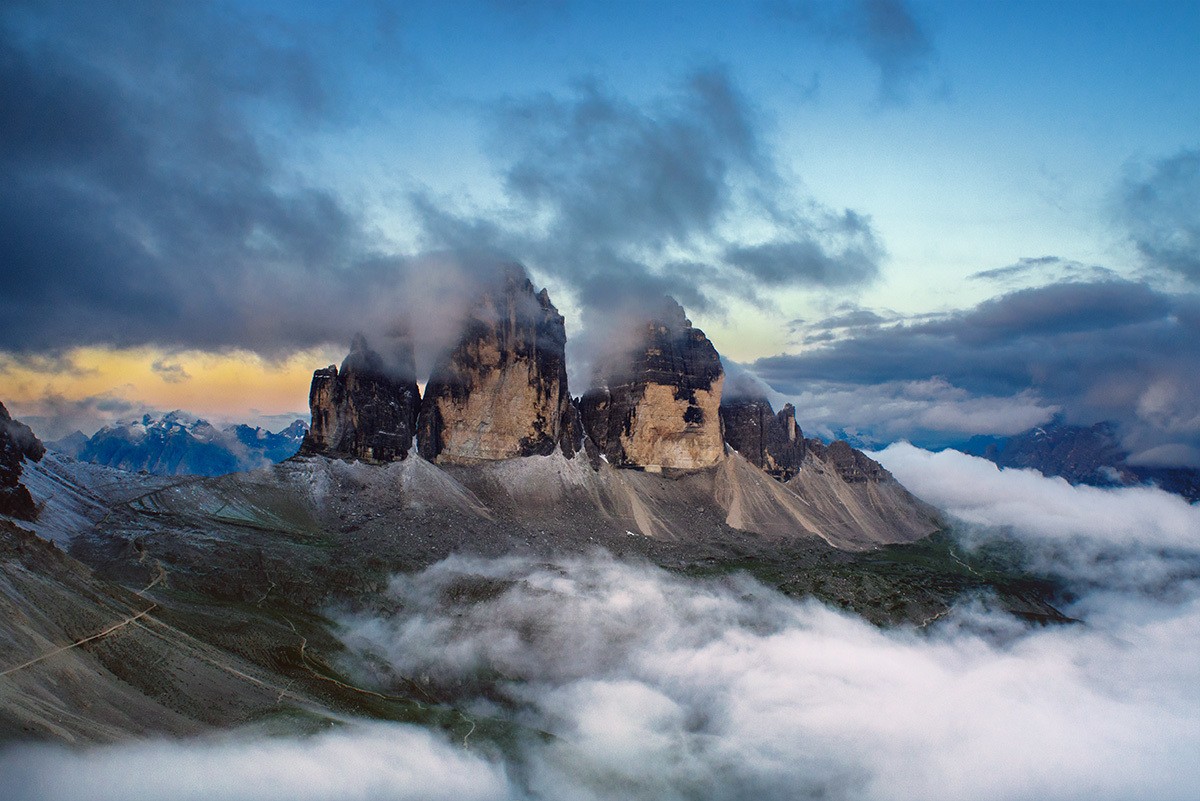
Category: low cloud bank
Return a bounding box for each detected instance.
[0,723,508,801]
[873,443,1200,602]
[4,447,1200,800]
[873,443,1200,550]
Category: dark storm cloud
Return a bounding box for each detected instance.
[856,0,934,101]
[490,68,765,251]
[1120,149,1200,283]
[810,308,889,330]
[918,280,1173,345]
[771,0,935,103]
[415,67,884,321]
[0,3,423,355]
[0,1,885,359]
[754,280,1200,463]
[0,352,97,379]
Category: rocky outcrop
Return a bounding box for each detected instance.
[300,334,420,462]
[720,398,806,480]
[804,439,889,483]
[1,402,45,520]
[578,298,725,472]
[417,266,576,464]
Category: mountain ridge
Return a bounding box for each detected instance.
[960,419,1200,502]
[47,412,308,478]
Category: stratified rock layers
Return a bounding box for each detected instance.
[300,334,420,462]
[579,300,725,471]
[417,268,576,464]
[720,399,806,480]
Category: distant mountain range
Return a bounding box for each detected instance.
[959,420,1200,502]
[47,411,307,477]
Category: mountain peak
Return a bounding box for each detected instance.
[579,304,724,471]
[301,334,421,462]
[417,271,576,463]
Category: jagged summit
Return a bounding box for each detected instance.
[63,412,306,476]
[290,269,935,552]
[720,397,806,480]
[300,332,420,462]
[417,265,577,463]
[578,296,726,471]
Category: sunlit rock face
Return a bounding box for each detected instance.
[579,298,725,472]
[417,266,577,464]
[300,334,420,462]
[0,401,45,520]
[720,398,806,480]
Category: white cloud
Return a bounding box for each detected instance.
[871,443,1200,549]
[785,378,1058,443]
[0,724,510,801]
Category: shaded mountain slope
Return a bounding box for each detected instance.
[962,420,1200,502]
[60,412,308,478]
[0,520,345,742]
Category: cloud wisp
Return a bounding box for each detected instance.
[8,450,1200,800]
[770,0,937,104]
[1120,149,1200,284]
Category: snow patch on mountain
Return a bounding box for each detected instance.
[54,412,309,477]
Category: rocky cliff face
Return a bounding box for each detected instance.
[579,299,725,471]
[417,267,577,464]
[720,398,806,480]
[804,438,889,483]
[300,334,420,462]
[0,402,45,520]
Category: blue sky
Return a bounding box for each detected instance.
[1,0,1198,463]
